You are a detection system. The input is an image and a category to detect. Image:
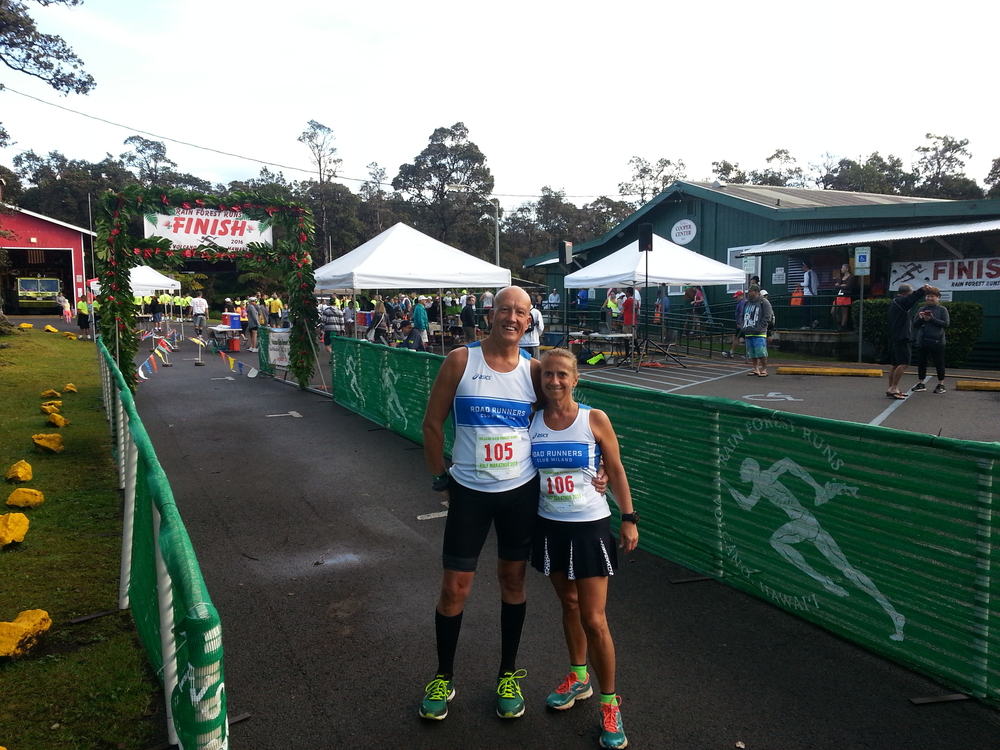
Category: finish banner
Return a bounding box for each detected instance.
[143,208,273,251]
[890,259,1000,292]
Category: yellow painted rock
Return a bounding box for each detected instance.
[62,383,77,393]
[7,488,44,508]
[19,323,33,329]
[41,400,62,407]
[47,413,70,428]
[6,460,32,482]
[44,324,59,333]
[62,331,77,339]
[41,404,60,415]
[0,513,29,545]
[40,389,61,398]
[0,609,52,658]
[32,433,64,453]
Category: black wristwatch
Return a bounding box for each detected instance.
[620,512,639,524]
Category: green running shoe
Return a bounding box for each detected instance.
[546,672,593,710]
[419,675,455,720]
[496,669,527,719]
[599,696,627,749]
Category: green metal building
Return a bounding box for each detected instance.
[524,181,1000,366]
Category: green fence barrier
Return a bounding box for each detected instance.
[98,339,229,748]
[326,335,1000,703]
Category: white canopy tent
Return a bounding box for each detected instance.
[314,222,510,291]
[563,234,745,288]
[90,265,181,295]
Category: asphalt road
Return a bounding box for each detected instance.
[128,340,999,750]
[12,316,1000,748]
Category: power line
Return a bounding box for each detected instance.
[0,85,641,200]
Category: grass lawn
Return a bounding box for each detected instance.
[0,328,160,750]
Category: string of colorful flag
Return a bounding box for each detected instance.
[135,334,260,382]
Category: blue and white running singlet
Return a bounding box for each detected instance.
[450,343,537,492]
[529,406,608,522]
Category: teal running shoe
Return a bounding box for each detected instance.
[419,675,455,720]
[546,672,593,710]
[496,669,527,719]
[599,696,627,749]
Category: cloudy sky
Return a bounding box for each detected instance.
[1,0,995,213]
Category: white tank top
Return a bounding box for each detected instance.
[450,343,537,492]
[529,406,608,522]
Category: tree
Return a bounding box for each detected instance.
[618,156,686,207]
[358,161,396,238]
[711,160,748,184]
[985,157,1000,199]
[577,195,633,239]
[0,0,95,148]
[392,122,495,251]
[912,134,984,199]
[12,149,138,228]
[120,135,177,186]
[224,167,300,203]
[298,121,343,265]
[747,149,805,187]
[817,152,916,194]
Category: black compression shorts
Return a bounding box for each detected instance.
[442,474,540,572]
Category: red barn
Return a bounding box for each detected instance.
[0,206,95,314]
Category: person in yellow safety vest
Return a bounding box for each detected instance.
[267,296,283,327]
[184,295,193,320]
[76,298,91,340]
[238,303,248,340]
[173,294,184,321]
[158,292,172,321]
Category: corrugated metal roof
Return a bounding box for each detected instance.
[688,182,944,210]
[738,219,1000,256]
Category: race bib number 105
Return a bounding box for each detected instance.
[477,433,527,480]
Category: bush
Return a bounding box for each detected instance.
[854,298,983,367]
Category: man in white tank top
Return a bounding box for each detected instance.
[420,286,543,721]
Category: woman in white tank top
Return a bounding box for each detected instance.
[529,348,637,750]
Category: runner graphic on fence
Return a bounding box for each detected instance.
[382,367,407,431]
[344,353,365,405]
[721,457,905,641]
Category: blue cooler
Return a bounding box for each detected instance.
[223,313,240,329]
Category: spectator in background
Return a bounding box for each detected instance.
[886,283,929,399]
[268,295,283,327]
[344,299,357,338]
[546,288,561,323]
[398,318,425,351]
[800,261,818,329]
[576,287,589,327]
[461,295,478,343]
[831,263,856,330]
[370,300,390,345]
[724,290,747,359]
[741,285,772,377]
[320,298,346,352]
[149,295,164,334]
[245,296,261,352]
[519,300,544,359]
[912,286,949,395]
[480,289,494,329]
[621,287,638,336]
[191,291,209,337]
[413,296,429,346]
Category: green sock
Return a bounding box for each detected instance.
[571,664,587,682]
[601,693,617,704]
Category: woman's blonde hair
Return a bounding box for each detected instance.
[539,347,579,377]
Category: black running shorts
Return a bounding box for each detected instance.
[442,474,540,572]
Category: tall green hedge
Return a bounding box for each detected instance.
[855,298,983,367]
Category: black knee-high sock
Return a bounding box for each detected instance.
[499,600,526,675]
[435,610,463,678]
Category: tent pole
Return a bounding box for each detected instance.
[439,289,444,355]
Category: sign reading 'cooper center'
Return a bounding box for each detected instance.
[144,208,274,251]
[671,219,697,245]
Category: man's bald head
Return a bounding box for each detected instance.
[494,286,531,308]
